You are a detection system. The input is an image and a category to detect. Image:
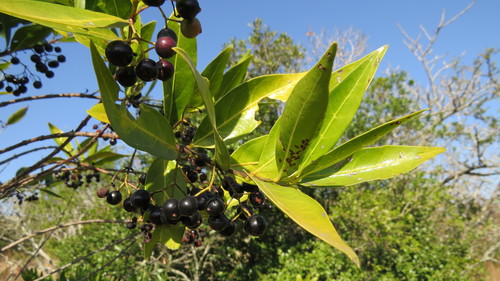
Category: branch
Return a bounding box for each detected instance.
[0,131,118,155]
[0,93,100,108]
[1,219,130,253]
[0,146,59,166]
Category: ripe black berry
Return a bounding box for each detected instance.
[45,71,55,78]
[176,0,201,20]
[44,43,53,52]
[142,0,165,7]
[57,55,66,63]
[219,220,236,237]
[244,215,267,236]
[187,171,198,183]
[54,46,62,53]
[180,17,202,38]
[249,191,266,206]
[5,86,13,92]
[96,187,109,198]
[18,85,27,94]
[31,54,41,63]
[130,189,150,209]
[162,198,180,220]
[238,204,254,220]
[33,81,42,89]
[109,138,117,145]
[181,212,203,229]
[33,44,44,53]
[149,206,164,225]
[157,59,174,81]
[135,58,158,81]
[5,75,15,82]
[155,36,177,58]
[10,57,20,64]
[157,27,178,42]
[179,196,198,217]
[105,40,133,67]
[123,197,137,212]
[205,196,225,216]
[242,182,259,192]
[48,60,59,68]
[115,66,137,87]
[196,192,212,210]
[208,214,230,231]
[106,190,122,205]
[0,81,4,90]
[19,77,29,84]
[126,221,136,229]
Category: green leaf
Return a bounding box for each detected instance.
[193,72,305,147]
[248,174,360,267]
[140,20,156,51]
[144,158,187,257]
[274,42,337,180]
[90,40,178,160]
[48,122,74,156]
[95,0,132,19]
[230,135,267,173]
[175,47,230,170]
[294,46,388,177]
[162,14,197,125]
[215,53,252,101]
[82,151,127,166]
[39,188,63,199]
[86,103,110,124]
[0,0,126,41]
[302,146,445,187]
[252,120,281,180]
[189,46,233,108]
[300,109,427,177]
[10,24,53,52]
[6,106,28,125]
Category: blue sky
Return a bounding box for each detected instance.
[1,0,499,182]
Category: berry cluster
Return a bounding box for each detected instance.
[105,0,202,88]
[96,148,271,245]
[56,170,101,189]
[14,190,39,205]
[0,43,66,96]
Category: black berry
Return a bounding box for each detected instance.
[105,40,133,67]
[157,27,178,42]
[176,0,201,20]
[179,196,198,217]
[130,189,150,209]
[115,66,137,87]
[126,221,136,229]
[181,212,203,229]
[249,191,266,207]
[48,60,59,68]
[123,197,137,212]
[219,220,236,237]
[149,205,164,225]
[33,81,42,89]
[106,190,122,205]
[208,214,230,231]
[135,58,158,81]
[162,198,180,220]
[205,196,225,216]
[57,55,66,63]
[10,57,20,64]
[142,0,165,7]
[244,215,267,236]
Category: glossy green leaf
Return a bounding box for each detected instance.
[86,103,110,124]
[10,24,53,52]
[6,106,28,125]
[0,0,126,40]
[39,188,63,199]
[90,41,178,160]
[94,0,132,19]
[230,135,267,173]
[248,174,360,267]
[189,46,233,108]
[215,53,252,101]
[162,14,197,125]
[274,42,337,180]
[175,47,230,170]
[144,158,187,257]
[294,46,388,177]
[300,109,427,177]
[74,33,108,56]
[302,146,446,187]
[251,120,281,180]
[140,20,156,52]
[193,72,305,147]
[48,122,74,156]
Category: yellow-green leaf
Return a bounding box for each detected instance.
[302,146,446,186]
[6,106,28,125]
[248,175,360,267]
[86,103,110,124]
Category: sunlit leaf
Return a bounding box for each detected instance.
[248,175,360,267]
[302,146,446,186]
[48,122,74,156]
[86,103,110,124]
[230,135,267,173]
[193,72,305,147]
[295,46,388,177]
[215,53,252,101]
[274,42,337,180]
[300,109,427,177]
[6,106,28,125]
